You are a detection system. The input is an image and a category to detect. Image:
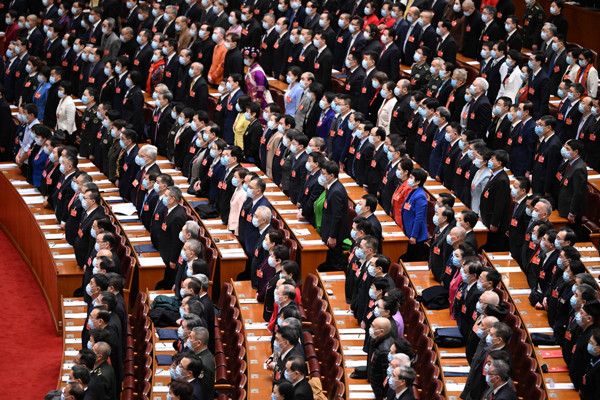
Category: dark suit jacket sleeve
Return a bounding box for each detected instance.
[327,185,348,240]
[169,209,187,263]
[543,141,562,194]
[568,165,588,216]
[490,176,510,228]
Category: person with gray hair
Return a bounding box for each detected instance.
[189,326,216,399]
[389,365,417,399]
[428,106,452,180]
[100,18,121,61]
[188,62,209,111]
[540,23,557,59]
[192,272,216,354]
[91,341,118,400]
[480,359,517,400]
[180,221,201,241]
[465,77,492,139]
[130,144,160,210]
[241,184,272,287]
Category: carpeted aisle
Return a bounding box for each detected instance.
[0,229,62,398]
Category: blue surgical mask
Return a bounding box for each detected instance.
[268,256,276,267]
[452,255,460,266]
[575,312,584,326]
[355,248,366,259]
[534,125,544,135]
[563,271,571,282]
[477,281,485,291]
[486,334,494,346]
[432,215,440,226]
[570,296,577,307]
[588,343,597,356]
[368,288,377,299]
[476,328,484,339]
[476,301,484,314]
[446,235,453,246]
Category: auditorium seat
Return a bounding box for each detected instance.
[283,238,297,261]
[270,88,285,113]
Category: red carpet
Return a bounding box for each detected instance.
[0,229,62,398]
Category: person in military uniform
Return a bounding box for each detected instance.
[522,0,545,50]
[425,57,444,98]
[410,46,431,92]
[79,87,101,158]
[91,341,118,400]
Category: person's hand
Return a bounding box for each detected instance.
[42,198,49,208]
[327,237,337,248]
[170,262,176,269]
[490,225,498,233]
[568,214,575,224]
[89,155,94,161]
[0,147,5,153]
[296,211,304,220]
[115,179,119,187]
[435,176,441,182]
[542,297,548,309]
[193,181,202,191]
[339,162,344,171]
[60,222,66,229]
[409,237,416,244]
[360,321,366,329]
[171,284,176,292]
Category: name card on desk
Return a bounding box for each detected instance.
[245,322,268,329]
[272,200,293,205]
[35,214,57,220]
[320,274,345,281]
[64,300,86,306]
[159,169,178,174]
[208,228,232,234]
[203,219,223,225]
[292,228,311,236]
[122,224,146,231]
[247,336,272,342]
[345,359,367,367]
[128,236,152,243]
[488,254,512,260]
[17,188,40,195]
[348,392,375,399]
[582,257,600,262]
[345,349,367,356]
[10,180,29,186]
[65,350,79,357]
[348,385,372,391]
[404,265,429,271]
[172,175,187,182]
[285,219,305,224]
[509,289,531,296]
[445,383,466,392]
[64,326,83,331]
[156,160,171,165]
[239,299,259,304]
[45,233,65,240]
[496,267,522,273]
[54,254,76,260]
[528,327,553,333]
[88,171,103,176]
[138,257,165,267]
[99,187,119,193]
[339,328,364,334]
[155,369,171,377]
[382,231,405,237]
[333,309,354,316]
[93,179,111,185]
[65,338,82,344]
[104,196,124,202]
[278,209,298,214]
[247,167,261,172]
[427,185,446,190]
[23,195,45,204]
[0,163,18,169]
[155,343,174,352]
[64,313,87,319]
[40,224,62,230]
[220,249,246,257]
[266,183,278,188]
[344,182,359,187]
[78,163,94,168]
[380,221,397,227]
[339,173,350,179]
[299,239,325,246]
[153,386,169,393]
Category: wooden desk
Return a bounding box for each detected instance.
[57,296,86,390]
[0,163,83,333]
[232,281,276,400]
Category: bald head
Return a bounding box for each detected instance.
[373,317,391,334]
[482,316,499,330]
[480,290,500,307]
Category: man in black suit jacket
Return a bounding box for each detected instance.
[295,29,317,73]
[239,6,262,48]
[399,8,422,65]
[43,24,63,69]
[131,145,162,212]
[429,206,455,281]
[557,140,588,223]
[558,83,583,142]
[435,20,457,65]
[504,16,522,52]
[298,153,325,226]
[272,20,291,79]
[162,39,180,92]
[216,147,242,224]
[368,317,395,399]
[527,52,551,119]
[132,30,154,83]
[378,29,400,82]
[487,97,512,150]
[452,264,484,339]
[139,174,160,230]
[439,123,462,190]
[418,12,437,61]
[312,34,333,91]
[530,116,562,196]
[465,78,492,140]
[546,36,568,95]
[480,150,511,251]
[480,359,518,400]
[345,51,366,99]
[508,177,531,267]
[460,1,484,59]
[356,54,378,116]
[187,63,209,112]
[288,135,309,205]
[320,161,350,270]
[479,6,503,48]
[74,191,105,267]
[53,154,78,226]
[158,186,187,288]
[223,34,244,79]
[285,356,315,400]
[386,366,417,400]
[258,15,279,76]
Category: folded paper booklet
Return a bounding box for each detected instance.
[292,228,311,236]
[128,236,152,243]
[348,393,375,399]
[138,257,165,267]
[45,233,65,240]
[541,350,562,358]
[17,188,40,195]
[111,203,137,216]
[23,196,45,204]
[345,360,367,368]
[40,224,62,230]
[122,224,146,231]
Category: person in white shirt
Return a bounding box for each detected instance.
[497,49,523,101]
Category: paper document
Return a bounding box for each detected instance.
[138,257,165,267]
[23,196,45,204]
[122,224,147,231]
[292,228,311,236]
[45,233,65,240]
[111,203,137,215]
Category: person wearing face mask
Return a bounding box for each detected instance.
[364,317,394,398]
[525,52,551,119]
[85,46,108,94]
[435,19,458,65]
[487,96,512,150]
[254,230,285,294]
[413,97,438,170]
[130,144,160,210]
[268,323,303,381]
[63,171,91,244]
[477,6,502,54]
[139,171,160,230]
[99,18,121,63]
[575,49,599,98]
[155,186,187,289]
[387,365,417,400]
[74,189,106,270]
[522,0,545,50]
[215,146,243,225]
[30,65,51,123]
[53,81,76,139]
[464,287,501,362]
[459,0,484,59]
[567,300,600,391]
[581,327,600,399]
[559,82,586,141]
[87,8,104,46]
[506,177,532,266]
[479,359,517,400]
[529,116,562,197]
[399,168,429,261]
[478,150,511,251]
[148,173,174,250]
[555,139,588,228]
[269,17,291,81]
[507,101,536,177]
[522,221,554,289]
[114,128,138,198]
[52,151,79,222]
[25,124,50,189]
[243,200,274,288]
[39,141,63,204]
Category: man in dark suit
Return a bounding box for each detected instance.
[351,125,375,187]
[131,145,161,212]
[74,190,105,267]
[239,6,262,48]
[242,186,272,276]
[508,177,531,267]
[438,122,462,190]
[356,52,378,116]
[53,153,78,226]
[480,359,518,400]
[64,172,89,246]
[509,101,537,177]
[479,6,503,48]
[435,20,457,65]
[132,30,154,83]
[139,172,160,230]
[387,366,417,400]
[312,33,333,91]
[285,356,315,400]
[86,47,107,94]
[158,186,187,289]
[258,14,278,76]
[270,325,304,380]
[460,0,484,58]
[527,52,551,119]
[345,51,366,99]
[480,150,511,251]
[272,17,291,79]
[530,116,562,196]
[162,39,180,92]
[43,23,63,69]
[298,152,325,226]
[368,317,395,399]
[503,15,522,52]
[287,134,309,204]
[332,13,352,71]
[116,130,140,201]
[414,98,439,171]
[465,78,492,140]
[162,6,177,38]
[320,161,349,270]
[186,62,209,112]
[400,7,422,65]
[418,11,437,60]
[488,97,513,150]
[87,8,104,46]
[377,28,400,82]
[429,206,455,281]
[547,35,568,95]
[452,261,484,339]
[149,174,172,251]
[558,83,584,142]
[556,139,588,225]
[183,0,204,24]
[149,91,175,157]
[294,28,317,73]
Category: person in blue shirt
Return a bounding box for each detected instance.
[315,92,336,142]
[29,124,51,188]
[32,65,52,123]
[401,168,430,261]
[284,66,304,116]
